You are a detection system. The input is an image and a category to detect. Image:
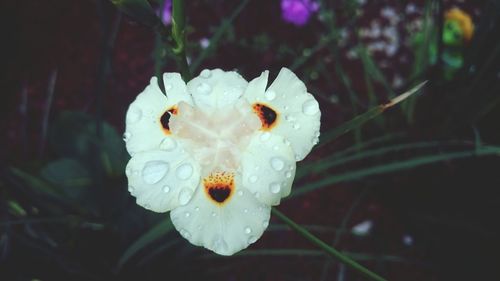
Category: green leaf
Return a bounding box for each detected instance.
[50,111,129,177]
[116,218,175,270]
[318,82,426,147]
[40,158,92,198]
[110,0,161,28]
[291,145,500,199]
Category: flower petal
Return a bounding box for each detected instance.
[124,74,193,155]
[125,145,201,212]
[170,172,271,256]
[187,69,248,113]
[244,68,321,161]
[240,132,296,205]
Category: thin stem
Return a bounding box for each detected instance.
[171,0,191,81]
[271,208,387,281]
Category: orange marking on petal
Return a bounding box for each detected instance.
[160,106,178,135]
[203,172,235,205]
[252,103,278,131]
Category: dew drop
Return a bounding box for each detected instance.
[212,236,228,254]
[249,175,258,183]
[273,145,279,151]
[122,132,131,142]
[200,69,211,78]
[260,132,271,142]
[162,185,171,193]
[265,90,276,101]
[142,161,169,184]
[185,212,191,218]
[178,188,193,205]
[292,123,301,130]
[195,206,200,211]
[160,138,177,151]
[244,227,252,234]
[243,208,249,213]
[197,82,211,95]
[176,163,193,180]
[237,190,244,196]
[165,83,173,91]
[262,220,269,228]
[285,171,292,178]
[269,183,281,194]
[302,99,319,115]
[271,157,285,171]
[127,107,142,123]
[211,212,217,217]
[180,229,191,239]
[248,236,258,244]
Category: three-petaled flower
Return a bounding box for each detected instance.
[124,68,321,255]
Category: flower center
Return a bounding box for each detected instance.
[169,101,261,172]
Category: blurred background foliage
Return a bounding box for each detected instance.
[1,0,500,280]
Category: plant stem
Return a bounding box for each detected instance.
[271,208,387,281]
[171,0,191,81]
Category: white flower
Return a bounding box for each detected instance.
[124,68,321,255]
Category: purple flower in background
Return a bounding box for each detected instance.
[160,0,172,25]
[281,0,319,26]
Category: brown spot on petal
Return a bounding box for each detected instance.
[252,103,278,131]
[160,106,178,135]
[203,172,235,205]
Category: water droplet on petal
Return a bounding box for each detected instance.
[271,157,285,171]
[211,212,217,217]
[180,229,191,239]
[262,220,269,228]
[176,163,193,180]
[197,82,211,95]
[122,132,131,141]
[212,235,228,254]
[292,123,301,130]
[260,132,271,142]
[165,83,173,91]
[302,99,319,115]
[265,90,276,101]
[269,183,281,194]
[200,69,211,78]
[162,185,171,193]
[185,212,191,218]
[142,161,169,184]
[285,171,292,178]
[249,175,258,183]
[178,188,193,205]
[127,107,142,123]
[243,208,249,213]
[244,227,252,234]
[248,235,258,244]
[160,138,177,151]
[273,145,279,151]
[237,190,243,196]
[195,206,200,211]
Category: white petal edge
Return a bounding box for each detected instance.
[244,68,321,161]
[124,74,193,155]
[240,131,296,206]
[170,175,271,256]
[125,146,201,212]
[187,69,248,114]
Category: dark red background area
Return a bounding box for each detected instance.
[1,1,498,281]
